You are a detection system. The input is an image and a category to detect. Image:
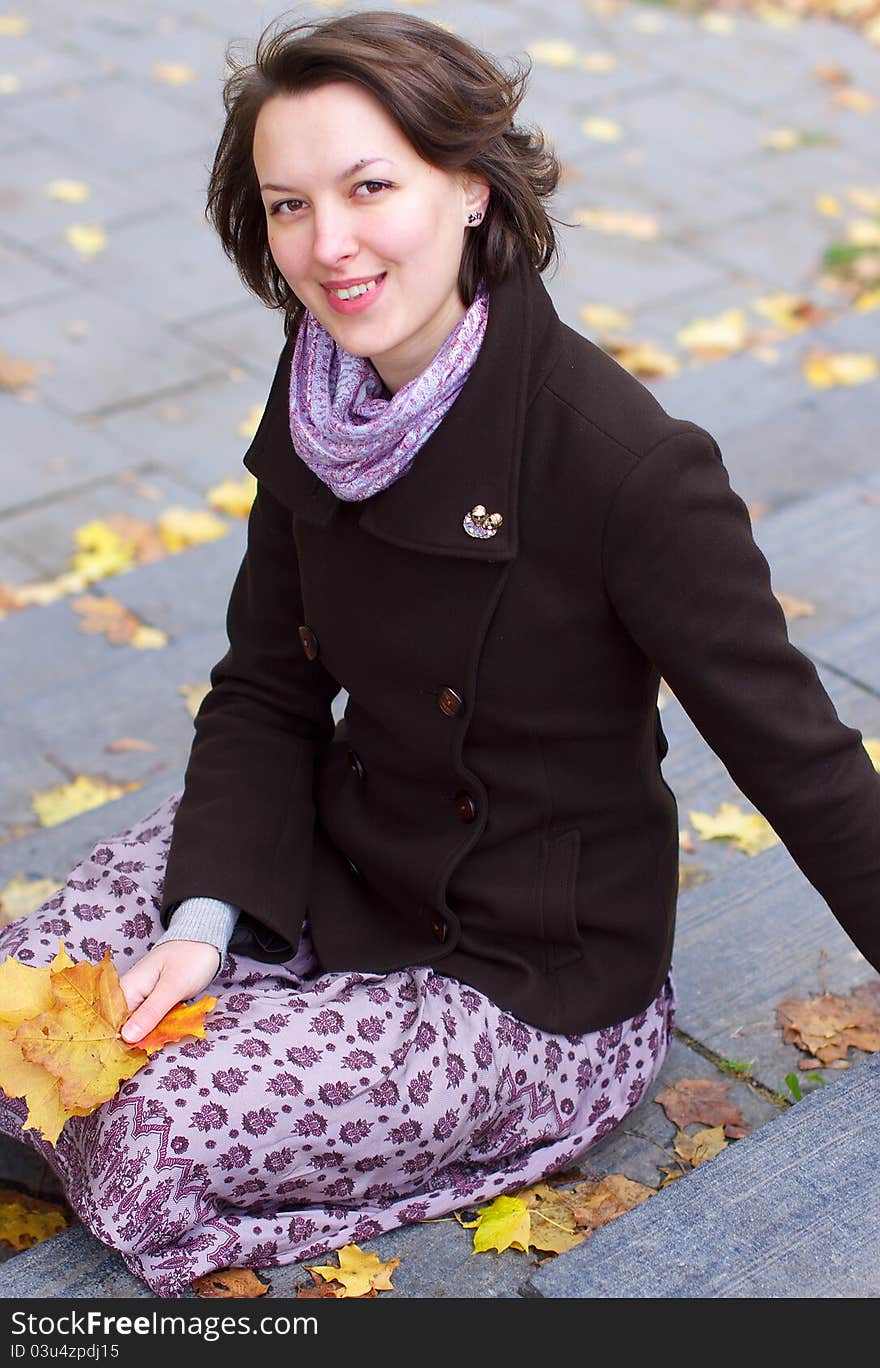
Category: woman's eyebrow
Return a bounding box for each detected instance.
[260,157,396,192]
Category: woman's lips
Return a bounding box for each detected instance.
[322,273,387,315]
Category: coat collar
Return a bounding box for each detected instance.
[244,242,562,561]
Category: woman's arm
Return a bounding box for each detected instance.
[602,427,880,971]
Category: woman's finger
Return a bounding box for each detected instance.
[120,975,185,1044]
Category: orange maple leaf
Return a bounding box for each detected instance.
[137,996,218,1055]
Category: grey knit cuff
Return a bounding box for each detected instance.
[155,897,241,969]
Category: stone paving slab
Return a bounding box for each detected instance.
[808,610,880,698]
[0,239,70,315]
[526,1049,880,1298]
[3,287,224,418]
[0,399,137,516]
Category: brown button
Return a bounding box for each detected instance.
[298,625,319,661]
[454,791,477,822]
[438,687,464,718]
[429,911,448,943]
[347,748,366,780]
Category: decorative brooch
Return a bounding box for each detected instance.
[463,504,503,539]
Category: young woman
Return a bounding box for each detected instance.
[1,10,877,1298]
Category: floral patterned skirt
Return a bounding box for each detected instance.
[0,790,676,1297]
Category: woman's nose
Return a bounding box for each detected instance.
[310,206,359,266]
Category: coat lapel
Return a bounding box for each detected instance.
[244,242,562,562]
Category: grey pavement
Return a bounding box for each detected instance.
[1,0,878,1298]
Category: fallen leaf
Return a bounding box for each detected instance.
[136,996,217,1055]
[832,88,874,112]
[71,595,168,649]
[777,980,880,1064]
[157,507,227,553]
[603,339,680,380]
[46,179,90,203]
[70,520,137,582]
[677,309,750,359]
[673,1125,728,1167]
[151,62,196,86]
[803,350,878,387]
[688,801,780,856]
[192,1268,269,1298]
[106,738,156,753]
[206,474,257,518]
[237,404,264,439]
[0,1197,67,1251]
[581,117,623,142]
[459,1193,531,1253]
[566,1173,654,1232]
[31,775,140,829]
[0,15,29,36]
[305,1244,399,1297]
[678,861,708,890]
[17,952,147,1112]
[178,682,211,718]
[0,352,38,390]
[0,874,61,926]
[775,591,816,620]
[65,224,107,260]
[572,206,659,240]
[654,1078,750,1137]
[579,303,632,333]
[526,40,579,67]
[864,737,880,771]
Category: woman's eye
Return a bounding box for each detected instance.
[270,181,389,216]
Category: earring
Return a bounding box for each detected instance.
[467,210,483,225]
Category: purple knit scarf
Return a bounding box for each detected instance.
[288,280,489,502]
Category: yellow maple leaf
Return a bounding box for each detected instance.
[70,521,137,582]
[65,224,107,260]
[206,474,257,518]
[46,179,90,203]
[157,507,228,553]
[0,874,61,926]
[0,15,29,36]
[17,953,147,1113]
[0,1199,67,1251]
[459,1193,532,1253]
[688,801,780,856]
[31,774,139,828]
[305,1244,400,1297]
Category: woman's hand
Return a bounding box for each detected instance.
[119,940,221,1044]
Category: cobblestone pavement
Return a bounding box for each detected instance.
[1,0,878,1296]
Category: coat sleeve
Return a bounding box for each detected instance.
[601,427,880,972]
[159,475,342,961]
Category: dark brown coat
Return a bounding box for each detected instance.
[160,244,880,1032]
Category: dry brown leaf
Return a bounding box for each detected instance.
[777,980,880,1064]
[673,1125,728,1167]
[104,514,167,565]
[71,595,168,650]
[654,1078,750,1138]
[105,738,156,753]
[192,1267,270,1298]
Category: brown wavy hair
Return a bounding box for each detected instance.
[206,8,565,338]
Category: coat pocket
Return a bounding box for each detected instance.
[539,828,583,973]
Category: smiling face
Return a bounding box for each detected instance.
[253,81,489,395]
